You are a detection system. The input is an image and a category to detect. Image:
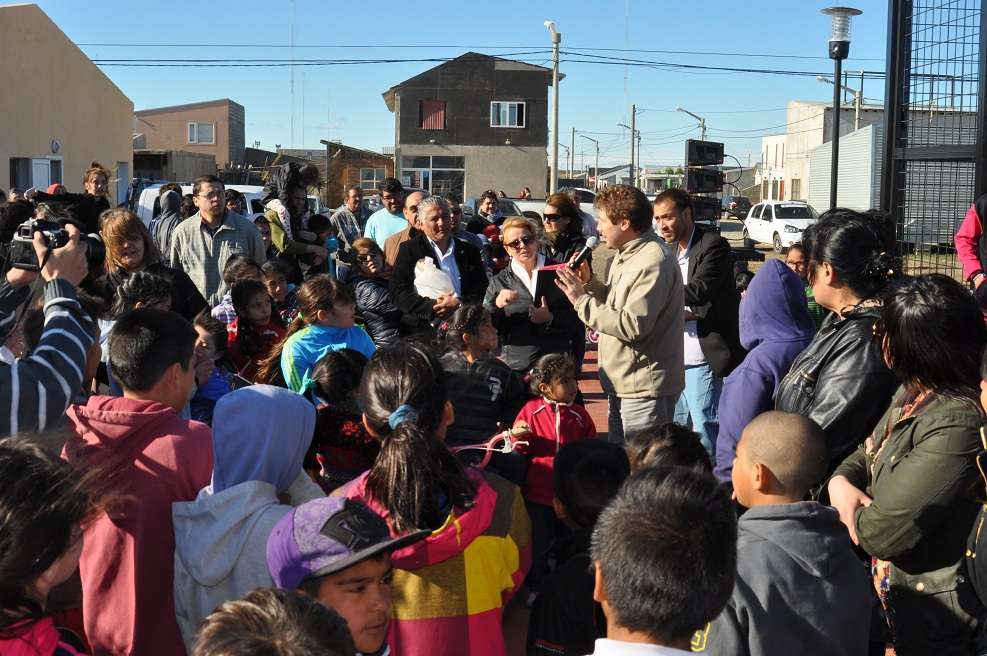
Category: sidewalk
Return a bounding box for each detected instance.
[579,343,609,439]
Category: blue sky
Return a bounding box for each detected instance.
[34,0,889,168]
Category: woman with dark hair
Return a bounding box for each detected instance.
[775,209,900,471]
[97,208,207,320]
[540,192,588,264]
[337,343,530,656]
[349,238,403,346]
[828,274,986,655]
[0,439,98,655]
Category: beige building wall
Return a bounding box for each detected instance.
[136,102,233,165]
[0,3,133,201]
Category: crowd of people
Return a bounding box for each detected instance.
[2,159,987,656]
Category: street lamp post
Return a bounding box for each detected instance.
[676,106,708,141]
[545,20,561,194]
[822,6,862,210]
[580,134,600,191]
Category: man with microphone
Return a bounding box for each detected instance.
[556,185,685,444]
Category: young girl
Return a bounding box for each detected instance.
[437,304,529,482]
[303,348,378,492]
[189,311,236,424]
[259,274,375,393]
[514,352,596,586]
[0,440,97,656]
[338,343,530,656]
[226,280,286,383]
[261,259,298,326]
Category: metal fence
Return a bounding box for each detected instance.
[881,0,986,279]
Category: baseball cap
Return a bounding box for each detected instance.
[267,496,430,590]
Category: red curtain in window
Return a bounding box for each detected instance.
[421,99,445,130]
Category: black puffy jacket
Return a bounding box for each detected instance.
[775,304,899,472]
[352,275,403,346]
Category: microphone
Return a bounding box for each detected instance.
[569,236,599,270]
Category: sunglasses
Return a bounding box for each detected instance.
[505,235,535,250]
[356,253,379,262]
[542,213,564,222]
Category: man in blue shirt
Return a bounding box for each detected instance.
[364,177,407,246]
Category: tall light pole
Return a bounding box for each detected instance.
[817,75,862,130]
[569,126,576,181]
[676,106,708,141]
[545,20,561,194]
[580,134,600,191]
[822,6,862,210]
[617,121,639,187]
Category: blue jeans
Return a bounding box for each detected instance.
[674,363,722,455]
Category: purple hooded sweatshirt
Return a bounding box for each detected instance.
[715,259,815,481]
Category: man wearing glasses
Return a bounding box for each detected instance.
[169,175,266,305]
[390,195,488,335]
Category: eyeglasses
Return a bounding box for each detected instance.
[196,191,224,200]
[505,235,535,250]
[356,253,380,263]
[542,213,564,222]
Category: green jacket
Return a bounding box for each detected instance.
[833,389,984,651]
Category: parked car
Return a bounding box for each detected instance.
[742,200,819,253]
[721,195,752,220]
[133,183,319,226]
[464,197,522,218]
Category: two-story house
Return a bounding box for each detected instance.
[134,99,246,177]
[382,52,552,199]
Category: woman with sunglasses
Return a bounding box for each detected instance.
[540,192,590,266]
[483,217,582,373]
[828,274,986,655]
[350,238,404,346]
[774,209,899,475]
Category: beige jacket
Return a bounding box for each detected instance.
[574,230,685,399]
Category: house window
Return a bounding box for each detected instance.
[188,122,216,145]
[490,101,526,128]
[399,155,465,197]
[420,100,446,130]
[359,167,386,191]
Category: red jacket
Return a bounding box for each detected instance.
[0,618,87,656]
[955,200,984,282]
[514,398,597,506]
[63,396,213,656]
[226,318,285,382]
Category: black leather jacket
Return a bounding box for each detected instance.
[352,275,402,347]
[775,304,898,471]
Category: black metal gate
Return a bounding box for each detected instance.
[881,0,987,278]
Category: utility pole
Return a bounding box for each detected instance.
[636,131,642,188]
[629,103,636,187]
[546,20,561,194]
[569,127,576,181]
[580,134,600,192]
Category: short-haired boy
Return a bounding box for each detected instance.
[590,466,736,655]
[63,308,214,656]
[705,411,871,656]
[527,440,631,656]
[193,587,356,656]
[267,496,429,656]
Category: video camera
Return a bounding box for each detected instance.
[8,219,105,272]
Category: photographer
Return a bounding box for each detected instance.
[1,223,94,435]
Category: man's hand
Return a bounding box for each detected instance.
[37,224,89,286]
[565,256,593,284]
[555,265,587,305]
[528,297,553,324]
[433,293,460,317]
[495,289,519,309]
[308,244,329,260]
[827,475,872,545]
[6,267,38,288]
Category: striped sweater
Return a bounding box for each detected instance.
[0,278,94,436]
[340,468,532,656]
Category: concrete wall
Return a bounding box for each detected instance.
[0,3,133,200]
[396,143,546,199]
[136,100,244,167]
